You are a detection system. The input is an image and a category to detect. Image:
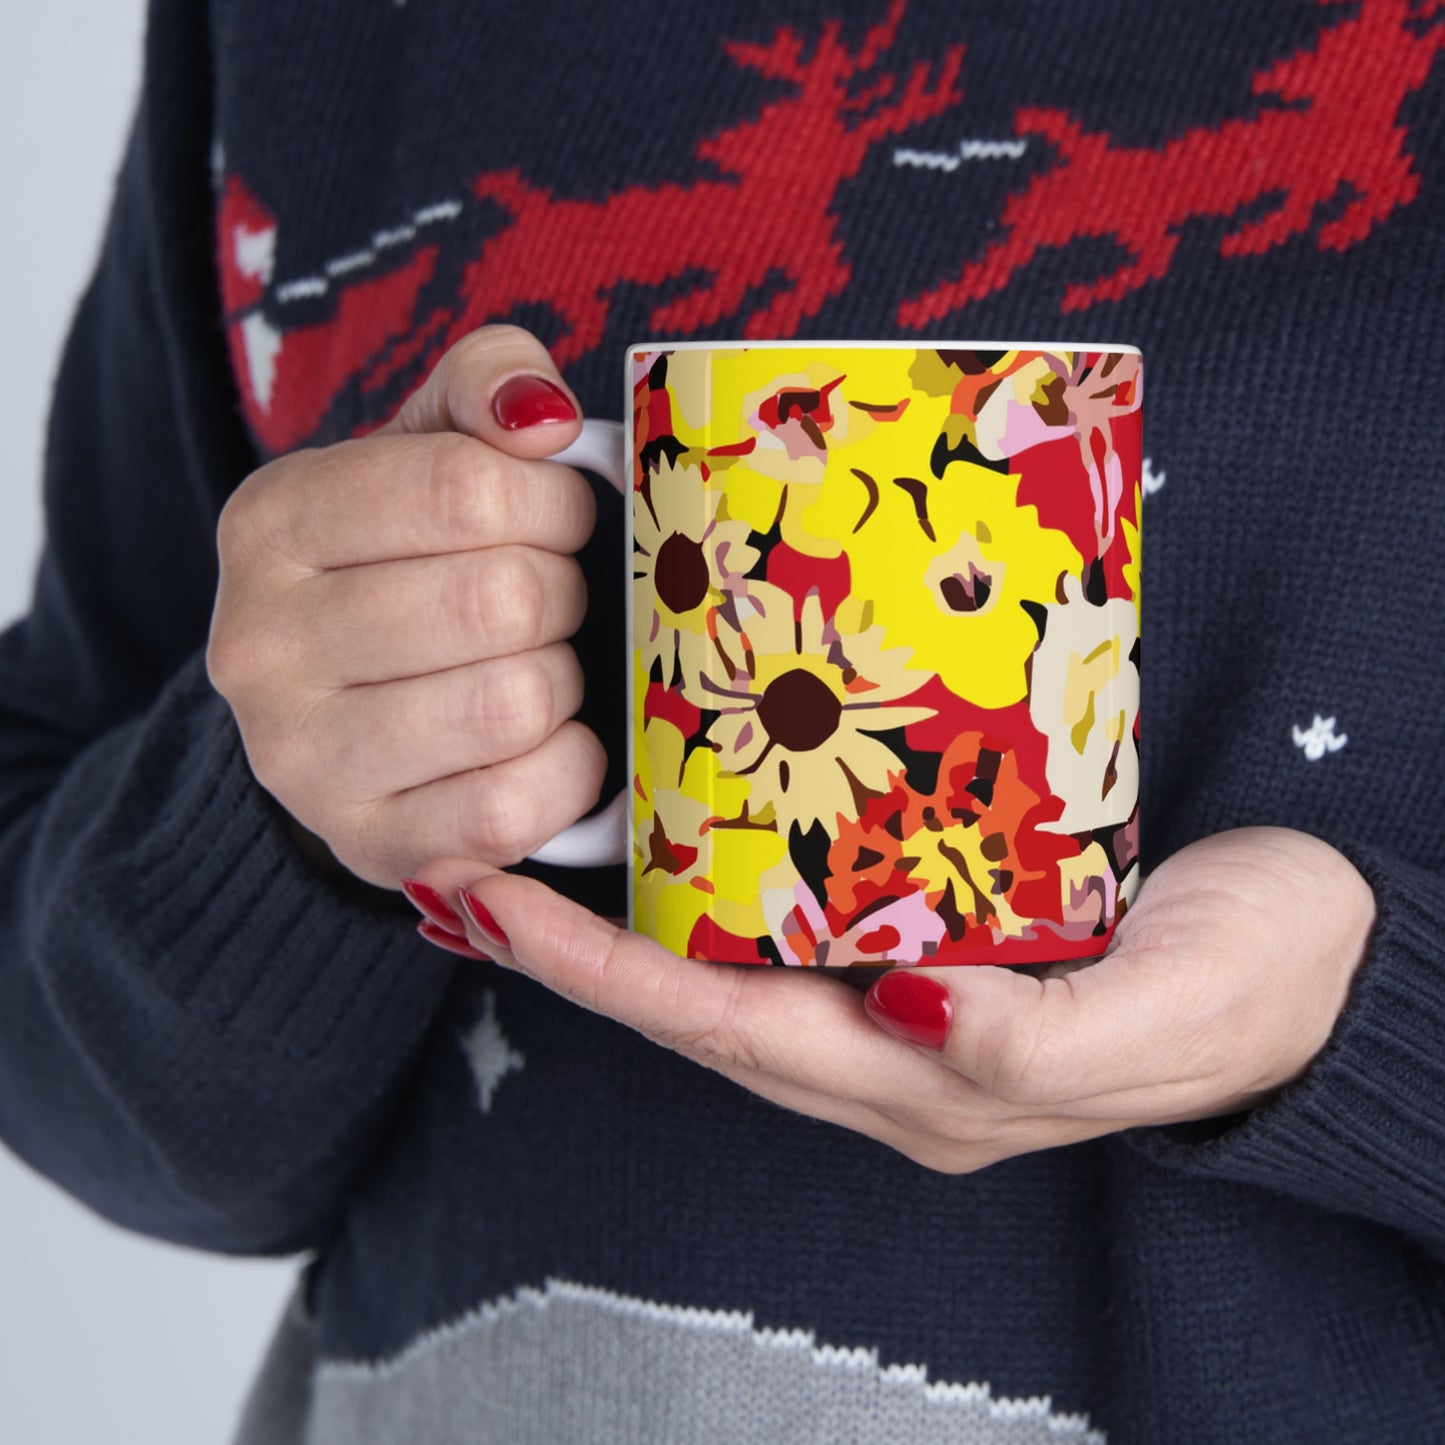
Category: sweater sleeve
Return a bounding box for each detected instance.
[1128,843,1445,1257]
[0,0,453,1254]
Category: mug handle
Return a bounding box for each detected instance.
[526,418,630,868]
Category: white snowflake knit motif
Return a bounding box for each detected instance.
[1292,715,1348,760]
[460,992,525,1114]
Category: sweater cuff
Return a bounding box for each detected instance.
[1128,843,1445,1248]
[56,654,451,1066]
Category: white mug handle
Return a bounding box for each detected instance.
[526,418,630,868]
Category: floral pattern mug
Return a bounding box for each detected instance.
[543,342,1141,968]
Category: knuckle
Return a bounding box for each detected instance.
[903,1139,990,1176]
[242,715,309,801]
[461,769,542,865]
[978,1011,1063,1107]
[204,617,244,696]
[216,467,271,554]
[551,557,588,636]
[546,473,598,555]
[213,490,250,566]
[214,494,265,585]
[572,923,632,1016]
[878,1105,1012,1175]
[653,968,759,1074]
[553,722,608,813]
[205,612,270,696]
[438,327,550,416]
[423,434,508,537]
[223,677,334,820]
[454,722,605,865]
[481,549,545,648]
[455,323,538,360]
[439,565,484,658]
[541,642,585,717]
[674,1024,763,1077]
[305,697,376,795]
[350,798,409,885]
[206,615,288,700]
[216,452,312,568]
[429,334,488,407]
[476,657,555,758]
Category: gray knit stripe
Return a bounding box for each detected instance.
[234,1279,1106,1444]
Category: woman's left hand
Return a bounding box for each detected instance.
[405,827,1375,1172]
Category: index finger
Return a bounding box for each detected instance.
[417,864,942,1104]
[884,951,1187,1117]
[237,432,598,572]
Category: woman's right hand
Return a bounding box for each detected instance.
[206,325,605,888]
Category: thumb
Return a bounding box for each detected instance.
[380,323,583,457]
[865,956,1170,1112]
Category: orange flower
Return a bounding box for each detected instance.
[824,731,1078,949]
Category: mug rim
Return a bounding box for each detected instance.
[626,338,1141,356]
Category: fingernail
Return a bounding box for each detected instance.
[458,888,511,951]
[417,919,493,962]
[401,879,466,936]
[864,971,953,1051]
[492,374,578,430]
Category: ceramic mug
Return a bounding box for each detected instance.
[533,341,1142,968]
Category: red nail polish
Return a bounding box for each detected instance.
[458,888,511,951]
[864,971,953,1051]
[492,374,578,430]
[401,879,466,936]
[417,920,493,962]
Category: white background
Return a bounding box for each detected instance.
[0,5,295,1441]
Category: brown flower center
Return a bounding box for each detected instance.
[654,532,710,613]
[939,562,994,613]
[757,668,842,752]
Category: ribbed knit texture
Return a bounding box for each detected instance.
[1132,846,1445,1251]
[2,1,1443,1441]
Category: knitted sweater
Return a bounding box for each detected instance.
[2,0,1443,1440]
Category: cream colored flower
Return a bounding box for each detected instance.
[972,349,1142,550]
[633,457,760,685]
[691,583,934,833]
[1028,573,1140,834]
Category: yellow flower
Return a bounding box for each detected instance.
[642,345,1083,710]
[690,583,934,834]
[664,347,926,555]
[805,454,1081,709]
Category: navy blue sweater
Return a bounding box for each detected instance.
[2,1,1443,1440]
